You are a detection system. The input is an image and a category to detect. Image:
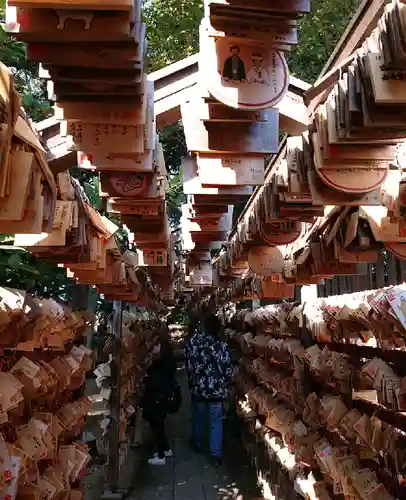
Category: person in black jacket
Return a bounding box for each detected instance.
[222,45,246,82]
[142,340,177,465]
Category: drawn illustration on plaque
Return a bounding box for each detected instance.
[115,174,145,194]
[57,11,94,30]
[222,45,246,82]
[400,295,406,321]
[246,54,270,85]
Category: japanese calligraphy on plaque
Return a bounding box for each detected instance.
[67,122,144,153]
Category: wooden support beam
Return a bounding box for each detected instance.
[152,56,310,135]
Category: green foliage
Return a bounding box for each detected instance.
[159,122,187,176]
[70,167,101,210]
[288,0,361,82]
[0,243,73,300]
[159,123,187,226]
[143,0,203,72]
[143,1,203,226]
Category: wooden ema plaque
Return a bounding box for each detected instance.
[181,101,279,153]
[66,122,144,154]
[307,170,382,207]
[182,218,228,247]
[131,232,169,250]
[197,154,264,186]
[99,172,152,198]
[189,263,213,286]
[260,280,295,299]
[192,193,251,205]
[77,150,153,172]
[48,79,141,99]
[55,101,145,126]
[182,156,253,197]
[27,41,143,69]
[367,53,406,105]
[198,98,271,122]
[247,246,285,277]
[206,17,298,50]
[385,243,406,261]
[5,7,140,43]
[107,198,162,216]
[257,221,303,246]
[183,204,232,231]
[42,64,142,88]
[8,0,136,10]
[191,231,228,244]
[124,217,166,238]
[199,21,289,110]
[136,249,168,267]
[205,0,311,15]
[185,205,228,222]
[312,132,389,195]
[360,206,406,243]
[189,217,231,232]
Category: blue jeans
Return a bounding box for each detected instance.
[191,400,223,458]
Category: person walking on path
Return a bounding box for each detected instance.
[141,340,177,465]
[185,314,234,467]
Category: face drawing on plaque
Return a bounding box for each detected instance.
[115,174,144,194]
[222,45,246,82]
[247,53,270,85]
[401,296,406,320]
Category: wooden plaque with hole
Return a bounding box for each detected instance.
[8,0,136,12]
[5,6,140,42]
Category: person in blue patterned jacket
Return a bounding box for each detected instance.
[185,313,234,467]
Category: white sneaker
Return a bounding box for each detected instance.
[153,450,173,458]
[148,456,166,465]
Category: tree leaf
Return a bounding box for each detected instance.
[7,254,21,269]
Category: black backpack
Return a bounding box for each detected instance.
[167,383,182,414]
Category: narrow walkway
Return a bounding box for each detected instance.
[129,371,261,500]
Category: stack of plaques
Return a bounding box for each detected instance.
[221,0,406,290]
[6,0,174,301]
[180,0,311,290]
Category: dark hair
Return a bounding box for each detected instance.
[230,45,239,52]
[160,339,173,358]
[203,314,222,338]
